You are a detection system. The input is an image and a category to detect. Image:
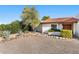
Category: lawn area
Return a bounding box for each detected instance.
[0,32,79,54]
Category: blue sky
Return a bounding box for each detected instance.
[0,5,79,24]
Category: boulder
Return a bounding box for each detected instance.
[0,37,4,41]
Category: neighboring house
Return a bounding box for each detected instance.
[38,17,79,37]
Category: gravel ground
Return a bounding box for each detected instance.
[0,32,79,54]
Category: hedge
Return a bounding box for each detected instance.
[61,30,72,38]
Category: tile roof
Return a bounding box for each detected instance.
[41,17,79,24]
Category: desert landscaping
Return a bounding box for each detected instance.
[0,32,79,54]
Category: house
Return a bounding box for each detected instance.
[37,17,79,37]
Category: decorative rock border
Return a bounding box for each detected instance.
[31,32,72,40]
[0,32,72,43]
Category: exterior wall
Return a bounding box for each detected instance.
[73,23,76,35]
[57,24,63,30]
[42,24,51,33]
[73,21,79,37]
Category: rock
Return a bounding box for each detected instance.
[59,37,63,39]
[9,34,17,39]
[55,36,59,39]
[48,32,52,36]
[0,37,4,41]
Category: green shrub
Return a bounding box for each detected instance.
[53,29,61,32]
[0,31,3,37]
[48,29,54,32]
[48,29,61,32]
[61,30,72,38]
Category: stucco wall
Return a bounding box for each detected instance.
[57,24,63,30]
[73,21,79,37]
[73,23,76,35]
[42,24,51,33]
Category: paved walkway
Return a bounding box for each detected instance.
[0,32,79,54]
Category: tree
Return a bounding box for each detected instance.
[21,6,40,31]
[9,20,21,33]
[0,20,22,34]
[41,16,50,20]
[0,24,8,31]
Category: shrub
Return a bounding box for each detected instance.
[48,29,54,32]
[48,29,61,32]
[51,28,61,32]
[0,31,3,37]
[61,30,72,38]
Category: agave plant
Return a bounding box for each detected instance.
[2,30,11,39]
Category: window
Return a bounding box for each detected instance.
[51,25,57,30]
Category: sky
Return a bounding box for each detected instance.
[0,5,79,24]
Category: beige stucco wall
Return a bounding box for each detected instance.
[57,24,63,30]
[73,21,79,37]
[42,24,51,33]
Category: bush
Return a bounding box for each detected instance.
[48,29,61,32]
[48,29,54,32]
[0,31,3,37]
[51,28,61,32]
[61,30,72,38]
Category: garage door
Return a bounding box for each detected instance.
[63,24,72,30]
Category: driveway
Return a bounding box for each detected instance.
[0,32,79,54]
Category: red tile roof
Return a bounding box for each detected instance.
[41,17,79,24]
